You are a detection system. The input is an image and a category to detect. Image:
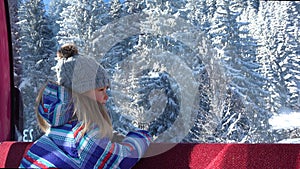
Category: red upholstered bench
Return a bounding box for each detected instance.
[1,141,300,168]
[0,141,33,168]
[134,143,300,169]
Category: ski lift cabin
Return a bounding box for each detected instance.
[1,1,300,168]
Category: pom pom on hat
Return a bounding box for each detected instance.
[57,43,79,59]
[54,43,110,93]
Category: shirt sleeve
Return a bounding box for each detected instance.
[118,130,152,168]
[78,129,152,169]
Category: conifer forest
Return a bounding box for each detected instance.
[8,0,300,143]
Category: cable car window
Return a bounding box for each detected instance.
[7,0,300,143]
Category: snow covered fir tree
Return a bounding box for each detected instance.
[9,0,300,143]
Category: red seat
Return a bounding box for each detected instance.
[134,143,300,169]
[0,141,33,168]
[1,141,300,169]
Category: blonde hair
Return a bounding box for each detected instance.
[35,84,49,133]
[72,91,113,139]
[35,83,113,139]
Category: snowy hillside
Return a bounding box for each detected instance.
[269,111,300,143]
[269,112,300,130]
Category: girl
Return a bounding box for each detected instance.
[19,43,152,169]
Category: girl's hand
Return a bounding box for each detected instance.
[112,131,125,143]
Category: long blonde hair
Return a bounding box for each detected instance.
[35,84,49,133]
[72,91,113,139]
[35,83,113,139]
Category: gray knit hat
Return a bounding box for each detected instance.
[54,44,110,93]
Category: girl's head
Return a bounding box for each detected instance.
[36,43,113,139]
[54,43,110,94]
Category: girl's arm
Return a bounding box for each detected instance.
[78,129,152,169]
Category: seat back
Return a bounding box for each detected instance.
[1,142,300,169]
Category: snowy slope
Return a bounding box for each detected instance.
[269,111,300,143]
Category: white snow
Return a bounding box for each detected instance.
[269,111,300,143]
[269,111,300,130]
[18,77,30,91]
[278,138,300,143]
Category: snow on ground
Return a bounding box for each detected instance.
[278,138,300,143]
[269,111,300,130]
[269,111,300,143]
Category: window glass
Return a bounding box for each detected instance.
[8,0,300,143]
